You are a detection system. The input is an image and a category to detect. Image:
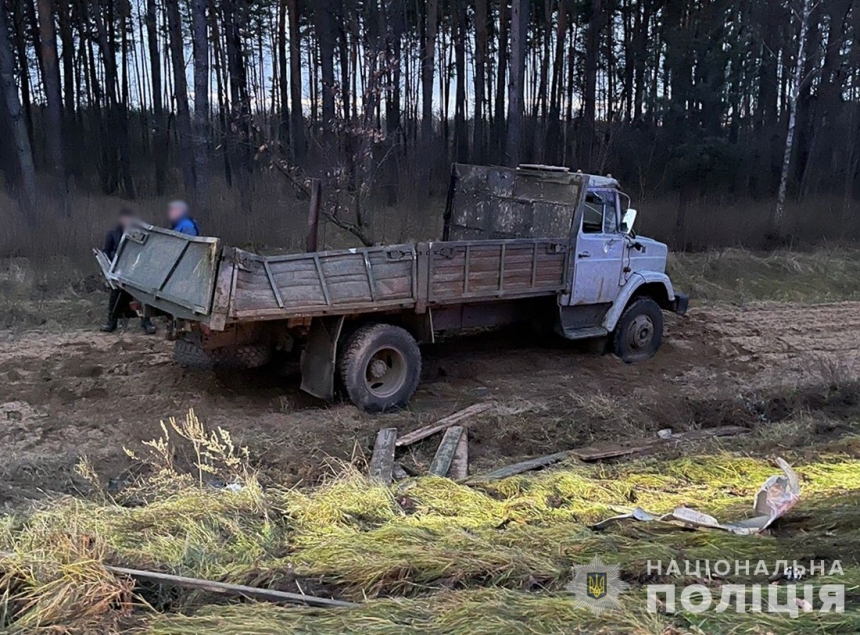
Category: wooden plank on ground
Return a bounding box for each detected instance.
[570,426,751,462]
[428,426,464,476]
[369,428,398,484]
[104,565,357,608]
[464,426,753,482]
[396,403,493,447]
[467,450,572,482]
[448,432,469,480]
[570,444,648,462]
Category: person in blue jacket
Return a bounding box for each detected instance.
[167,200,200,236]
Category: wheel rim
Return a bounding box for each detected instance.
[626,315,654,351]
[364,346,407,398]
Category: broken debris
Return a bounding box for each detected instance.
[593,457,801,535]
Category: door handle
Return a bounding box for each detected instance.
[577,252,591,258]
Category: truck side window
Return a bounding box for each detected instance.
[582,192,605,233]
[582,191,619,234]
[602,194,618,234]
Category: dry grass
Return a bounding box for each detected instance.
[2,410,860,633]
[669,247,860,305]
[143,587,860,635]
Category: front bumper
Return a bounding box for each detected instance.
[672,293,690,315]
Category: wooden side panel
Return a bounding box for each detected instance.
[208,255,236,331]
[230,245,417,318]
[428,239,568,304]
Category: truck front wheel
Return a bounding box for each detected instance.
[612,297,664,363]
[338,323,421,412]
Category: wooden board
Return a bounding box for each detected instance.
[570,426,750,462]
[104,565,357,608]
[369,428,398,484]
[467,450,572,482]
[429,426,464,476]
[395,403,494,447]
[448,432,469,480]
[464,426,752,483]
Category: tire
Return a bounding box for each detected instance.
[174,338,272,370]
[338,323,421,412]
[612,297,664,363]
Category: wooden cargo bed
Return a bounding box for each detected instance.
[219,238,570,322]
[105,224,572,327]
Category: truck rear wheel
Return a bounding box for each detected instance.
[612,297,663,363]
[338,323,421,412]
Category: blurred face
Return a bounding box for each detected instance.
[118,214,134,229]
[168,203,186,223]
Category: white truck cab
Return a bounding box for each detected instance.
[560,172,687,361]
[446,163,688,364]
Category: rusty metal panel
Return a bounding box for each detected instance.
[446,164,585,241]
[108,222,220,316]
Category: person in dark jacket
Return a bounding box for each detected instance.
[167,200,200,236]
[100,208,157,334]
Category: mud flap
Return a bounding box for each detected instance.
[300,316,345,401]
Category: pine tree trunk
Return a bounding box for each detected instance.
[223,0,253,214]
[145,0,167,194]
[505,0,527,166]
[545,0,567,164]
[209,0,233,187]
[494,0,509,157]
[276,0,290,153]
[581,0,602,170]
[35,0,66,188]
[772,0,812,235]
[89,0,135,198]
[315,0,336,136]
[191,0,210,201]
[473,0,488,163]
[421,0,438,140]
[287,0,306,162]
[454,0,468,162]
[0,1,37,214]
[166,0,197,200]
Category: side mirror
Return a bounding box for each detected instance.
[621,208,638,235]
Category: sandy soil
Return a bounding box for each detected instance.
[2,302,859,506]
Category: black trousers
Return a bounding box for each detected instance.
[107,288,135,321]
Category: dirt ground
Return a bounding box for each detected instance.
[2,300,859,508]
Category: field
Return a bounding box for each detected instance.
[1,248,860,633]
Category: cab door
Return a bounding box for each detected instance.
[567,189,625,305]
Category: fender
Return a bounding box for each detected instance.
[602,271,676,332]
